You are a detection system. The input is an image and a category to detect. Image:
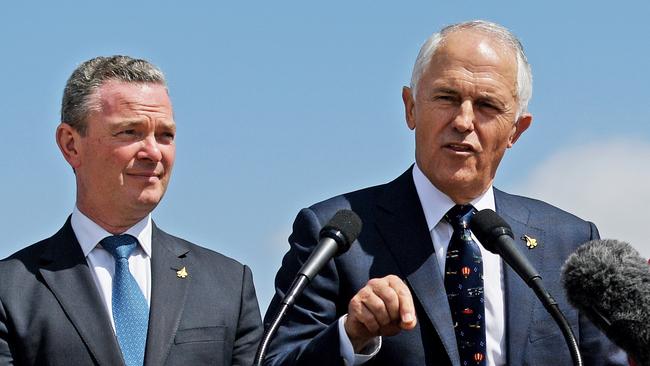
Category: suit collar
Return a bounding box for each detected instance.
[39,217,125,366]
[143,223,191,366]
[375,166,460,366]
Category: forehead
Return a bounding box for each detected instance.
[424,30,518,93]
[93,80,173,117]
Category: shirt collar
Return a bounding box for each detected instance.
[412,163,495,231]
[71,206,153,258]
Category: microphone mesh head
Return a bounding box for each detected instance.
[562,239,650,365]
[320,209,362,253]
[469,209,513,253]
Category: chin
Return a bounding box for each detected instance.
[133,189,165,208]
[439,174,489,201]
[435,166,477,184]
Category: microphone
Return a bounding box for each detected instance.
[562,239,650,366]
[254,209,363,366]
[279,209,362,307]
[469,209,541,286]
[295,209,362,281]
[470,209,583,366]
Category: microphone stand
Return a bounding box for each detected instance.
[527,276,583,366]
[254,275,309,366]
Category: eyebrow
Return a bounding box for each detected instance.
[111,118,176,130]
[432,87,460,95]
[476,92,509,106]
[112,120,144,128]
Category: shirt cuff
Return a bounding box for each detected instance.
[338,314,381,365]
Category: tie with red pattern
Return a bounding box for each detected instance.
[444,204,486,366]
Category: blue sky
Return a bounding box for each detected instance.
[2,1,649,309]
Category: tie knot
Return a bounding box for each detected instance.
[101,234,138,260]
[444,204,476,230]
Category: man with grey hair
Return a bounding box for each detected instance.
[0,55,263,366]
[263,20,626,365]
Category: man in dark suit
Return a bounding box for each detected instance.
[0,55,262,365]
[264,21,627,365]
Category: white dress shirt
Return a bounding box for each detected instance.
[70,206,152,331]
[339,164,505,365]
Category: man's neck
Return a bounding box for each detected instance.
[76,204,146,235]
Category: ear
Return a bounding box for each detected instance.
[56,123,83,169]
[508,113,532,148]
[402,86,416,130]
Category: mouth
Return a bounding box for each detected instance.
[444,142,476,153]
[127,171,163,181]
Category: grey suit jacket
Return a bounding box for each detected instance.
[263,167,626,366]
[0,218,262,365]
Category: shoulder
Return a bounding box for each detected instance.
[495,188,598,240]
[153,226,251,276]
[305,168,415,225]
[496,188,592,222]
[0,238,49,274]
[0,219,73,277]
[306,182,387,223]
[0,234,63,303]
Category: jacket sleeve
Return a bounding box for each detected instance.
[0,297,15,365]
[231,265,264,366]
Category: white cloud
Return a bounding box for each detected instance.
[513,139,650,259]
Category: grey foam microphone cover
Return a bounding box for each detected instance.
[562,239,650,365]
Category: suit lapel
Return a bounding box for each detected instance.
[494,189,546,365]
[39,218,124,366]
[144,224,191,366]
[375,168,460,366]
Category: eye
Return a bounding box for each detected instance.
[434,94,457,103]
[476,100,501,112]
[157,131,175,143]
[114,129,139,138]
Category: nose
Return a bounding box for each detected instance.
[137,135,163,162]
[451,100,475,133]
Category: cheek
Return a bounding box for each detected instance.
[161,146,176,167]
[111,149,136,167]
[415,115,448,143]
[480,121,516,149]
[420,105,455,124]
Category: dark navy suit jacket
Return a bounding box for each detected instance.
[0,219,263,366]
[264,167,626,366]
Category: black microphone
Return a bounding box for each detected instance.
[562,239,650,366]
[279,209,362,307]
[469,209,541,286]
[254,209,363,366]
[470,209,583,366]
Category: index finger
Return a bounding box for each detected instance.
[386,275,416,328]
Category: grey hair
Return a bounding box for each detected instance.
[409,20,533,118]
[61,55,167,135]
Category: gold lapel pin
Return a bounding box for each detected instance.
[521,235,538,249]
[176,266,188,278]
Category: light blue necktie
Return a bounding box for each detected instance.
[101,234,149,366]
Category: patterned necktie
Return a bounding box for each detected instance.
[101,234,149,366]
[443,205,486,366]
